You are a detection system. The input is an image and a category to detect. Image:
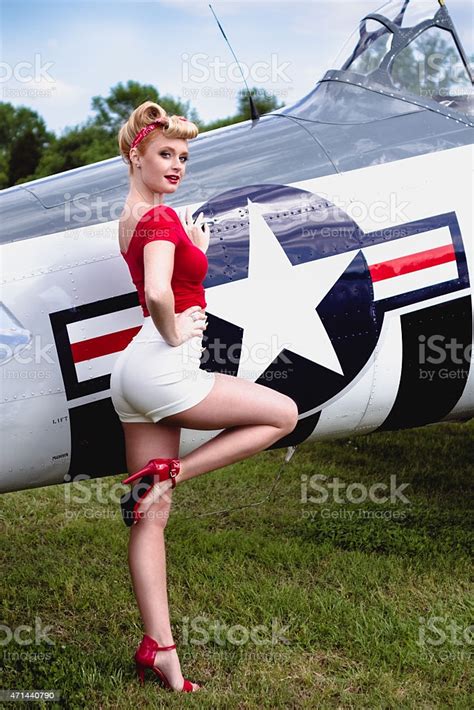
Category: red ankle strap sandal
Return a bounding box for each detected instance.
[120,458,181,527]
[134,633,200,692]
[122,457,181,487]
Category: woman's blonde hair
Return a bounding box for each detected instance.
[118,100,199,174]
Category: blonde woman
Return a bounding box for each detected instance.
[111,101,298,693]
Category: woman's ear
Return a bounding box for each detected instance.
[129,148,141,169]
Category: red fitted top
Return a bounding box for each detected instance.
[120,204,209,316]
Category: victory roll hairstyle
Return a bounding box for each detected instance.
[118,100,199,174]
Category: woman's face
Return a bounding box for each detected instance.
[132,133,189,195]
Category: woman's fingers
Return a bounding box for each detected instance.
[137,481,172,516]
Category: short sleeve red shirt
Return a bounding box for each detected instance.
[120,204,209,317]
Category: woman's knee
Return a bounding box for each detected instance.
[140,501,172,529]
[276,396,299,432]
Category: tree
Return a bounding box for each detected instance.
[202,86,285,131]
[0,103,54,188]
[29,122,114,180]
[236,87,286,120]
[89,80,201,133]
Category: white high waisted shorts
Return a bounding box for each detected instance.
[110,313,215,424]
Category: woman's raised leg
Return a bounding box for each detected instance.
[146,372,299,494]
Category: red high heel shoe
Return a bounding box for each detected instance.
[122,457,181,487]
[120,458,181,527]
[134,633,200,692]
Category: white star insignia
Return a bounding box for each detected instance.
[205,199,357,381]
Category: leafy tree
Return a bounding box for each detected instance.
[29,122,114,180]
[0,104,54,188]
[202,87,285,131]
[89,80,201,133]
[236,86,285,119]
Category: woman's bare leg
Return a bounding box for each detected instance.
[122,373,299,690]
[151,371,298,482]
[121,422,197,690]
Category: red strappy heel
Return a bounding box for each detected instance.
[120,458,181,526]
[122,457,181,487]
[134,633,200,692]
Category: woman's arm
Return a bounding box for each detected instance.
[144,240,180,345]
[145,289,181,346]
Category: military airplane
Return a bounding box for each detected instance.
[0,0,472,493]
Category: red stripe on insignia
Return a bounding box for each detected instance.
[70,326,141,363]
[369,244,456,283]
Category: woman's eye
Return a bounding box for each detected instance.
[160,152,187,162]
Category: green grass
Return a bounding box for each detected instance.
[1,420,473,709]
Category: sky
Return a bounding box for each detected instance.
[1,0,472,137]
